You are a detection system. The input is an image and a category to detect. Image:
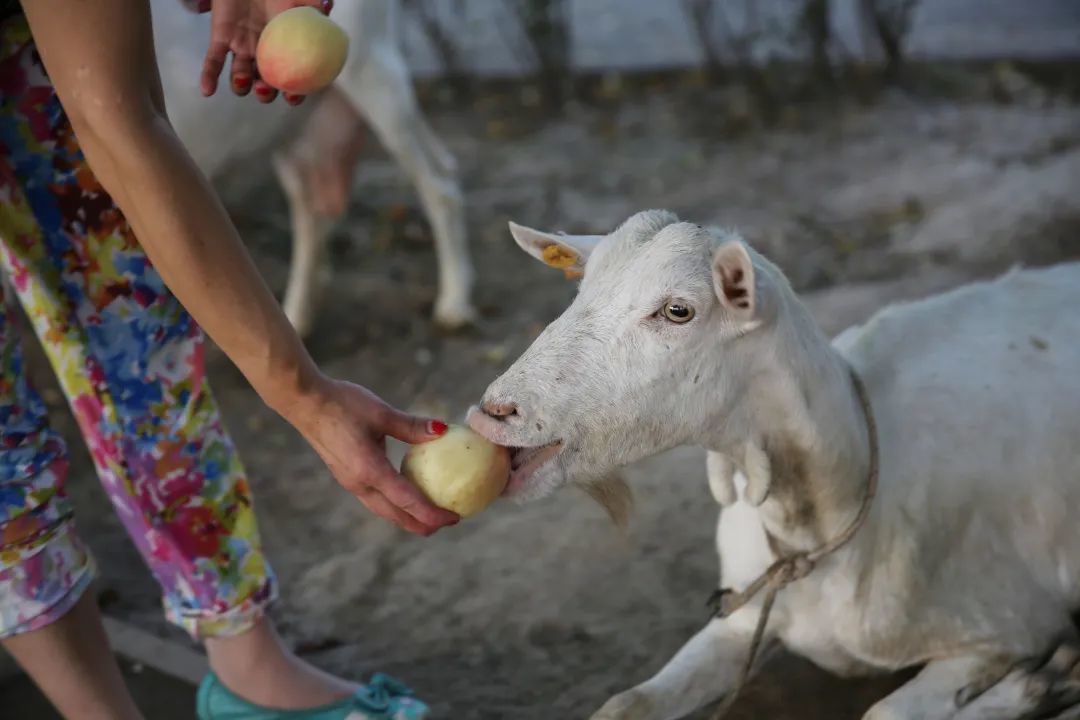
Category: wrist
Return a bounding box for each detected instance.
[256,355,330,426]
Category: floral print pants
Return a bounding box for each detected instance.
[0,13,276,639]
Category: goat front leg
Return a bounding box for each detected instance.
[951,640,1080,720]
[862,656,997,720]
[272,89,362,337]
[336,48,476,330]
[865,639,1080,720]
[591,612,768,720]
[863,653,1061,720]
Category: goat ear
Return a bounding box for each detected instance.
[712,240,758,320]
[508,221,603,278]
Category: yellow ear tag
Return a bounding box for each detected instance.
[541,243,579,270]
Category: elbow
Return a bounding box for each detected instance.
[62,89,169,159]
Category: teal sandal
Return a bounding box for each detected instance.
[196,671,430,720]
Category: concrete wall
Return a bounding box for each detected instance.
[399,0,1080,78]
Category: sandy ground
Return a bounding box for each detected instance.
[3,73,1080,718]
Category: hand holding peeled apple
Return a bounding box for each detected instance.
[196,0,348,105]
[289,381,512,530]
[283,377,463,536]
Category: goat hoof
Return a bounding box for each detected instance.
[590,689,654,720]
[433,302,479,333]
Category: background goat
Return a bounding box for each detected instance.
[154,0,475,336]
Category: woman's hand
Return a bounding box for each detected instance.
[199,0,333,105]
[283,375,461,535]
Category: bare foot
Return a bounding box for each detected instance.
[204,617,356,709]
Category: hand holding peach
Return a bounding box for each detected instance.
[256,6,349,95]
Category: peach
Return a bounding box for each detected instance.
[256,7,349,95]
[401,425,510,518]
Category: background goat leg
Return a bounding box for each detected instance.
[334,42,476,330]
[274,88,363,337]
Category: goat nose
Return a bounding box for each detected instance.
[480,400,521,422]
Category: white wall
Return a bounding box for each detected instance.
[398,0,1080,78]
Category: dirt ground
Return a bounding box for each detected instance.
[4,70,1080,718]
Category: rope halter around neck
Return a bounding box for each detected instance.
[706,365,880,720]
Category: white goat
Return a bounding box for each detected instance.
[468,210,1080,720]
[153,0,475,336]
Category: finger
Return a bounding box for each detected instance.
[254,79,278,104]
[283,92,306,107]
[230,53,255,96]
[370,462,459,528]
[298,0,333,15]
[355,487,436,535]
[201,39,230,96]
[358,489,432,535]
[381,407,449,445]
[337,448,458,528]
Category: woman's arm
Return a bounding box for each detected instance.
[24,0,308,407]
[21,0,457,534]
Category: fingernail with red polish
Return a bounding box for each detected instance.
[255,85,274,99]
[283,93,303,105]
[321,0,333,15]
[428,420,448,436]
[197,0,212,12]
[234,77,252,92]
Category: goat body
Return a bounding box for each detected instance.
[469,211,1080,719]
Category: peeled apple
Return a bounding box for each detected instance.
[256,7,349,95]
[401,425,510,518]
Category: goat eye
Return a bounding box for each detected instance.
[662,302,695,323]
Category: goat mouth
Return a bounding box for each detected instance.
[505,441,563,496]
